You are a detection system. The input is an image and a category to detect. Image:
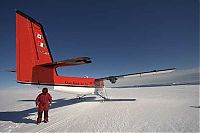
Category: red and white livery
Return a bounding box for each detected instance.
[16,10,175,99]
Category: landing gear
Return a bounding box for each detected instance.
[75,87,109,102]
[97,93,109,100]
[96,87,109,101]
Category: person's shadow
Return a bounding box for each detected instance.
[0,97,91,124]
[0,97,136,124]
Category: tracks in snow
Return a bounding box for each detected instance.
[30,102,100,132]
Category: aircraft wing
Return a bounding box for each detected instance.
[39,57,92,68]
[97,68,176,83]
[0,69,16,72]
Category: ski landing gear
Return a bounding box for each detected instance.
[76,87,109,102]
[96,87,109,101]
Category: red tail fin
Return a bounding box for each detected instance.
[16,10,97,88]
[16,10,55,84]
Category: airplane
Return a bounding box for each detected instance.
[15,10,176,100]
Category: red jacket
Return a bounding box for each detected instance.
[36,92,52,112]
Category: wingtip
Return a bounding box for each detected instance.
[0,69,16,72]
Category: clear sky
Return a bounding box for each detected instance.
[0,0,199,88]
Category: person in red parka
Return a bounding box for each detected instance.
[36,87,52,124]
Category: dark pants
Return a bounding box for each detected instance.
[37,110,48,123]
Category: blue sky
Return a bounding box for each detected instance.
[0,0,199,88]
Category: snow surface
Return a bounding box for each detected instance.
[0,85,199,132]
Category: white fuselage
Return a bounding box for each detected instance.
[54,86,96,95]
[33,84,96,95]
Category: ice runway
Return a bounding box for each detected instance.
[0,85,199,132]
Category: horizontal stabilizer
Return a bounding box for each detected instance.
[98,68,176,84]
[39,57,92,68]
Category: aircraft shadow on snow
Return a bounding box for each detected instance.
[0,97,136,124]
[189,105,200,108]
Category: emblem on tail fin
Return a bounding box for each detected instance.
[39,42,46,48]
[37,33,42,39]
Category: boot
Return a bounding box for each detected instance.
[36,118,42,124]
